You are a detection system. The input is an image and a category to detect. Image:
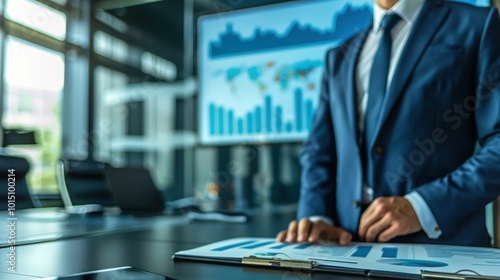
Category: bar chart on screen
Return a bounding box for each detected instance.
[208,89,316,137]
[198,0,372,144]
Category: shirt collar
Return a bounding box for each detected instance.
[373,0,426,32]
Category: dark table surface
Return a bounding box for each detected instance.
[0,207,167,248]
[0,206,370,279]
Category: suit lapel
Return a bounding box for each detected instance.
[342,26,371,144]
[369,0,450,149]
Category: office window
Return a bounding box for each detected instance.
[93,66,128,163]
[5,0,67,40]
[141,52,177,81]
[94,31,129,63]
[3,36,65,193]
[95,9,128,33]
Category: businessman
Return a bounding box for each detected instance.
[276,0,500,246]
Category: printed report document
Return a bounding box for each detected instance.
[173,237,500,279]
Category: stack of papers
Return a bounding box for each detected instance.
[174,237,500,279]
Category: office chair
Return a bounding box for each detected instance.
[57,159,115,207]
[0,154,39,210]
[494,196,500,248]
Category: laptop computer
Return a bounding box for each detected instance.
[104,164,165,214]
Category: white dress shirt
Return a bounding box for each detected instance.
[311,0,442,240]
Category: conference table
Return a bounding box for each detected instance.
[0,206,375,279]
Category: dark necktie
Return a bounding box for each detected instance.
[364,13,401,146]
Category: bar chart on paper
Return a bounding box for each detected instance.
[198,0,372,144]
[175,238,500,278]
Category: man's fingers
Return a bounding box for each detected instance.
[286,220,299,242]
[297,218,313,242]
[308,224,352,245]
[307,222,327,242]
[365,215,391,242]
[338,230,353,246]
[275,230,287,242]
[276,219,354,245]
[358,210,374,239]
[358,199,387,240]
[324,227,353,246]
[378,224,401,242]
[358,211,379,240]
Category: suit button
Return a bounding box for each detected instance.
[374,146,384,155]
[353,200,361,208]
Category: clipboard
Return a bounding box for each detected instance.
[172,237,500,279]
[242,256,315,269]
[173,253,373,278]
[420,270,500,280]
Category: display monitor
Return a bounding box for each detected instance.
[197,0,490,145]
[198,0,372,145]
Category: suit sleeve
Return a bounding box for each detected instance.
[297,51,338,222]
[414,7,500,239]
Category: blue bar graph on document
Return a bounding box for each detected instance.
[270,243,292,249]
[351,246,373,257]
[382,247,397,258]
[241,241,275,249]
[294,243,313,250]
[211,240,256,251]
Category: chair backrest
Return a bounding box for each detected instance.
[494,196,500,248]
[57,159,115,207]
[0,154,37,210]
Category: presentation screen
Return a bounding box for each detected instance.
[198,0,372,145]
[197,0,490,145]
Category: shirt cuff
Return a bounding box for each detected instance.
[308,215,334,226]
[405,192,442,239]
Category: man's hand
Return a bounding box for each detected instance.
[358,196,421,242]
[275,218,352,245]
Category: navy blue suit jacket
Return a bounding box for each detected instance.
[298,0,500,246]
